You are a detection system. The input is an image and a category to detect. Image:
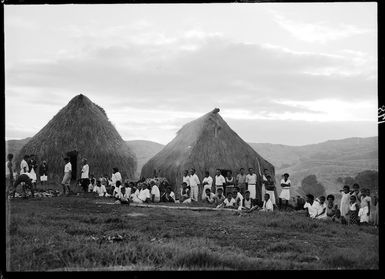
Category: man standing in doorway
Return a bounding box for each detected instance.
[61,157,72,196]
[80,158,90,192]
[188,168,200,202]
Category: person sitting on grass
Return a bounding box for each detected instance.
[332,209,345,224]
[161,186,176,203]
[326,194,338,220]
[115,185,130,204]
[180,182,192,204]
[130,184,140,202]
[358,188,371,225]
[124,182,133,197]
[279,173,291,211]
[233,187,243,210]
[150,181,160,203]
[214,187,225,207]
[93,179,108,197]
[113,181,123,198]
[314,196,327,220]
[260,193,274,212]
[217,192,236,209]
[10,172,35,199]
[304,194,317,218]
[89,174,96,193]
[204,188,216,204]
[348,195,360,225]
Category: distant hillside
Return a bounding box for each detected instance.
[125,140,164,179]
[249,137,378,194]
[6,137,31,158]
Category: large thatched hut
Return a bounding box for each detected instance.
[141,108,274,198]
[16,94,136,182]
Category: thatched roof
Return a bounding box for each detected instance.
[141,108,275,195]
[16,94,136,181]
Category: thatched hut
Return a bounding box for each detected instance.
[141,108,274,198]
[16,94,136,182]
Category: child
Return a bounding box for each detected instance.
[130,185,140,202]
[150,181,160,203]
[233,187,244,210]
[358,188,371,225]
[201,171,213,200]
[326,194,338,219]
[241,191,253,211]
[89,175,96,193]
[124,182,132,197]
[314,196,327,219]
[214,188,225,207]
[279,173,291,210]
[332,209,345,224]
[204,188,216,204]
[161,186,176,203]
[350,183,361,206]
[304,194,317,218]
[180,183,192,204]
[348,195,360,225]
[217,192,236,209]
[93,180,107,197]
[339,185,351,223]
[116,186,130,204]
[261,193,274,212]
[264,175,276,206]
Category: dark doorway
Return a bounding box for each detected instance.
[220,169,232,177]
[66,150,78,180]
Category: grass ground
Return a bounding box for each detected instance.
[6,186,379,271]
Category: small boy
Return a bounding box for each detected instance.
[204,188,216,204]
[260,193,274,212]
[304,194,317,218]
[93,180,107,197]
[214,187,225,207]
[150,181,160,203]
[314,196,327,219]
[180,182,191,203]
[115,186,130,204]
[217,192,236,209]
[161,186,176,203]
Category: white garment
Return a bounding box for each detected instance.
[243,198,253,209]
[236,192,244,210]
[111,172,122,187]
[118,191,130,202]
[245,174,257,185]
[262,175,267,197]
[182,175,190,186]
[265,190,276,205]
[151,185,160,202]
[6,161,11,176]
[279,188,290,201]
[113,185,122,197]
[189,174,200,187]
[340,192,351,217]
[40,175,48,182]
[202,176,213,200]
[64,162,72,173]
[280,178,291,187]
[170,191,176,201]
[214,175,226,186]
[20,159,29,174]
[248,184,256,199]
[304,202,318,218]
[190,185,199,201]
[315,202,327,219]
[205,192,216,203]
[223,198,236,207]
[94,185,107,196]
[81,164,89,179]
[29,168,37,183]
[138,188,151,202]
[262,199,274,212]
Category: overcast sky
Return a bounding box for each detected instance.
[5,3,377,145]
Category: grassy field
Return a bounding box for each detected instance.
[6,192,379,271]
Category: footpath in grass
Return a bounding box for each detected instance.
[6,195,379,271]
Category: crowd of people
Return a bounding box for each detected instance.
[6,154,379,226]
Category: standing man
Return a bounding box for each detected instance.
[214,169,226,194]
[236,168,247,195]
[6,154,14,196]
[188,168,200,202]
[20,155,29,174]
[245,168,257,201]
[39,160,48,186]
[61,157,72,196]
[201,171,213,200]
[80,158,90,193]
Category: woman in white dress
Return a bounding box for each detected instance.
[279,173,291,210]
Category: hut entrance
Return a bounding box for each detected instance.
[220,169,232,177]
[66,150,78,180]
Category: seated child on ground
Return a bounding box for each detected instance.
[214,188,225,207]
[89,175,96,192]
[304,194,317,218]
[332,209,346,224]
[180,182,192,204]
[260,193,274,212]
[115,186,130,204]
[233,187,244,210]
[204,188,216,204]
[161,186,176,203]
[150,181,160,203]
[217,192,236,209]
[240,191,256,212]
[130,185,140,201]
[113,181,122,198]
[93,180,108,197]
[314,196,327,220]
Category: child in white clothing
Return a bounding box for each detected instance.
[218,192,236,209]
[261,193,274,212]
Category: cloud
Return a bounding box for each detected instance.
[270,10,374,43]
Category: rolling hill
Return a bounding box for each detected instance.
[6,136,377,193]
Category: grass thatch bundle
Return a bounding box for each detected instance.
[141,108,274,195]
[16,94,136,182]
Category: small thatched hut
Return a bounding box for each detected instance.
[16,94,136,181]
[141,108,274,198]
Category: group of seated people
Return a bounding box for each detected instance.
[302,183,378,226]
